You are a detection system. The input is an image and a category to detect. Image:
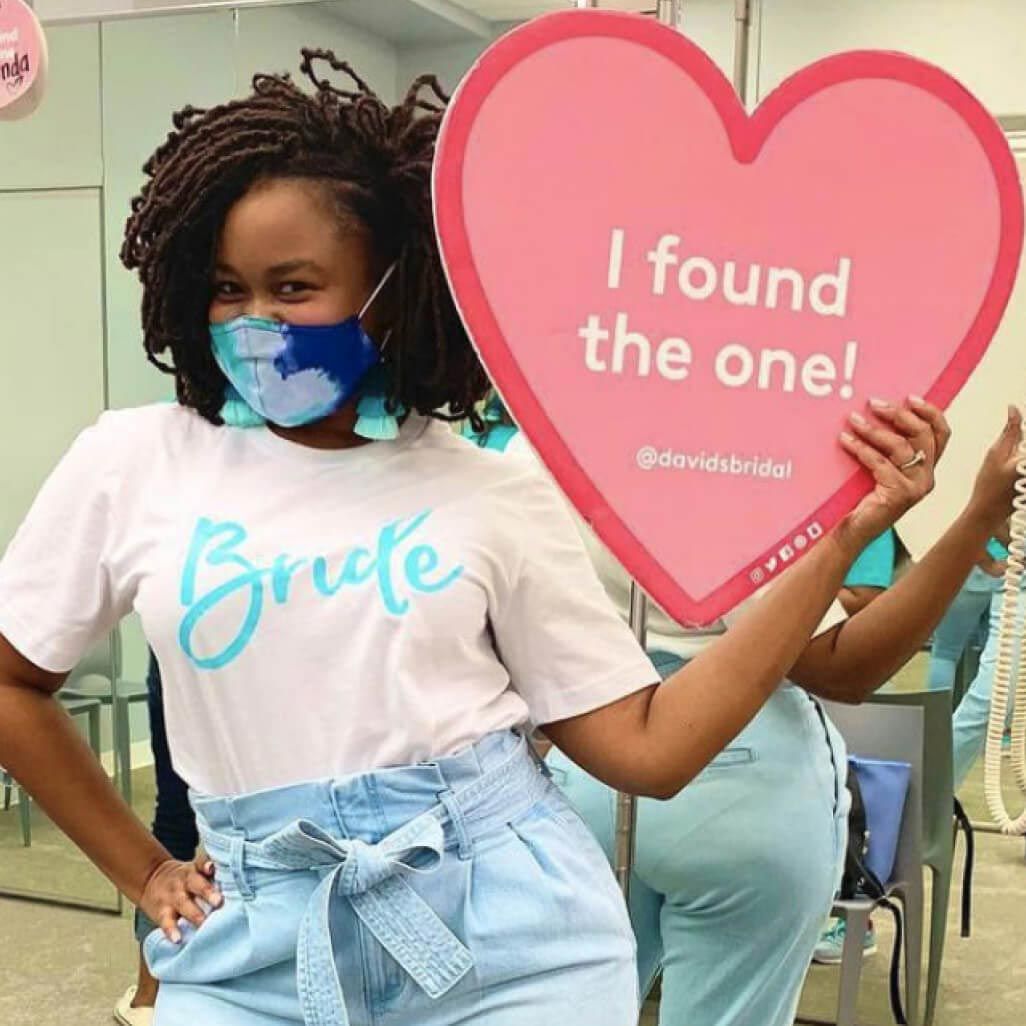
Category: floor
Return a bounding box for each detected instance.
[1,654,1024,1025]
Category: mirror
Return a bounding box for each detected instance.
[0,183,121,913]
[0,635,124,912]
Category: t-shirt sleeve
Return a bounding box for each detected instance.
[987,537,1009,562]
[843,529,896,590]
[488,465,660,726]
[0,415,133,673]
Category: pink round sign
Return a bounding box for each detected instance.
[0,0,46,119]
[435,9,1024,627]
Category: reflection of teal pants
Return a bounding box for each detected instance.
[547,663,849,1026]
[927,567,999,691]
[953,589,1022,788]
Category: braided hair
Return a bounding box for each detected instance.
[120,48,488,428]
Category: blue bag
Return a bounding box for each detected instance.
[849,755,911,885]
[840,756,912,1025]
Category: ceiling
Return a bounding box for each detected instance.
[30,0,695,44]
[454,1,654,16]
[32,1,492,43]
[32,0,659,24]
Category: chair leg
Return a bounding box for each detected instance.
[117,698,133,808]
[87,705,102,757]
[836,907,872,1026]
[924,862,952,1026]
[896,883,924,1026]
[18,786,31,847]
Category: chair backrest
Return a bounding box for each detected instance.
[65,629,122,689]
[869,687,953,867]
[823,700,924,889]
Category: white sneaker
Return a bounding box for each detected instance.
[113,986,154,1026]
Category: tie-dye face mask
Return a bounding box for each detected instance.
[209,264,395,429]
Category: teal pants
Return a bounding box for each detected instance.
[547,666,849,1026]
[952,588,1022,788]
[927,566,1000,692]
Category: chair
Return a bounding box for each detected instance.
[60,629,148,805]
[822,700,925,1026]
[2,767,32,846]
[2,694,102,846]
[868,687,955,1026]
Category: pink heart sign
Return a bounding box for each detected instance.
[434,9,1024,626]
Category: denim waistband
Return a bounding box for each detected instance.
[191,728,536,843]
[192,731,549,1026]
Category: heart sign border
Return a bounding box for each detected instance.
[434,9,1024,626]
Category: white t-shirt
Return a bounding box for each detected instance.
[0,405,659,795]
[504,433,847,661]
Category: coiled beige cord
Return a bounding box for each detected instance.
[984,435,1026,835]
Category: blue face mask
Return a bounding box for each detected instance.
[209,265,395,429]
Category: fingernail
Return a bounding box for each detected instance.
[170,929,182,944]
[840,431,856,444]
[849,412,868,427]
[204,862,214,875]
[210,891,223,908]
[909,394,925,405]
[869,397,891,410]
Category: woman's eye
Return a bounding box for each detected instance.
[279,281,311,297]
[214,281,242,298]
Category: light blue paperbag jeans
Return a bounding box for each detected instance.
[146,731,637,1026]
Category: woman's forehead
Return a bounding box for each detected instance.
[217,180,367,268]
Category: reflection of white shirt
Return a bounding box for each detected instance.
[0,405,658,796]
[505,433,846,661]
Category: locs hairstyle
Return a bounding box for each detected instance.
[120,48,488,428]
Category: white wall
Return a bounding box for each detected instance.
[405,0,1026,111]
[398,4,742,93]
[758,0,1026,111]
[398,36,500,94]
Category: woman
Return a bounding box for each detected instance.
[951,569,1023,787]
[472,401,1019,1026]
[927,533,1008,692]
[0,51,1014,1026]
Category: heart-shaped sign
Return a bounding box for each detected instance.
[434,9,1023,626]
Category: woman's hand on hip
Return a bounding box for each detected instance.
[139,854,222,942]
[837,396,948,546]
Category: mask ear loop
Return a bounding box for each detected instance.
[354,262,404,442]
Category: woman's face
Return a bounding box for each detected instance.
[209,178,377,330]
